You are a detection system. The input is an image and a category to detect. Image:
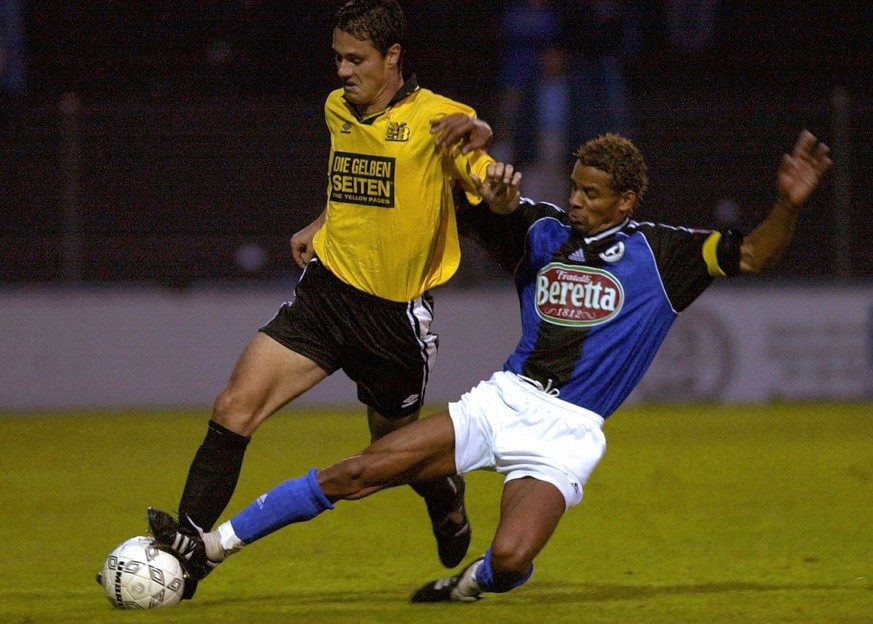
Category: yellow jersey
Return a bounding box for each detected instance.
[313,75,494,302]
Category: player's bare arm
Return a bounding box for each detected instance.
[290,210,327,269]
[471,162,522,215]
[430,113,492,153]
[740,130,832,274]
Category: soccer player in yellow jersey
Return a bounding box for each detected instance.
[146,0,495,598]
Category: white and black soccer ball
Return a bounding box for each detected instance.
[99,536,186,609]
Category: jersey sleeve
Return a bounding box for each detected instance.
[427,96,496,206]
[639,224,744,311]
[702,228,742,277]
[457,196,562,274]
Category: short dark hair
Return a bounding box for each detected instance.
[574,133,649,202]
[335,0,406,59]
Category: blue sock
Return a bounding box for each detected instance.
[231,468,334,543]
[474,548,533,593]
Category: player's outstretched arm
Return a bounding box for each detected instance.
[430,113,493,154]
[471,162,522,215]
[740,130,833,274]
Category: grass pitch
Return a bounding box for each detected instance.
[1,403,871,623]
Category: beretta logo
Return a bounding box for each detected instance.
[535,263,624,327]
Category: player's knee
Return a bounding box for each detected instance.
[478,546,534,593]
[212,386,260,435]
[318,455,371,500]
[488,540,535,581]
[367,407,418,442]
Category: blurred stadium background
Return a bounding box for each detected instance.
[1,1,872,410]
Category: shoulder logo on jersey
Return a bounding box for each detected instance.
[330,151,396,207]
[536,263,624,327]
[385,122,410,142]
[340,121,352,134]
[599,241,625,263]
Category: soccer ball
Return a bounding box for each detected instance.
[99,536,186,609]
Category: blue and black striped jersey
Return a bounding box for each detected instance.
[458,198,742,418]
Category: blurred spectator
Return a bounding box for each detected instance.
[556,0,633,147]
[522,46,571,204]
[0,0,26,96]
[495,0,561,169]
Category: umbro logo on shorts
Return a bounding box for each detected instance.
[401,394,420,408]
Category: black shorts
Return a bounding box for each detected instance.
[259,260,438,418]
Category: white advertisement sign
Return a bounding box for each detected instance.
[632,286,873,403]
[1,285,871,410]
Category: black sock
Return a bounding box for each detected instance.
[412,476,463,519]
[177,420,250,531]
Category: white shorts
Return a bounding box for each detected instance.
[449,371,606,509]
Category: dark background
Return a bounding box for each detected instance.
[1,1,871,287]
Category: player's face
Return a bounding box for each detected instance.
[333,28,401,117]
[566,162,635,236]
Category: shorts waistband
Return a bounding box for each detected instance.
[304,258,428,309]
[503,371,604,428]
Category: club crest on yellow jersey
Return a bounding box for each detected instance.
[386,122,410,142]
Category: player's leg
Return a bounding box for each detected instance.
[168,411,459,571]
[369,407,471,568]
[326,410,459,500]
[177,332,329,532]
[147,333,329,588]
[350,289,471,568]
[477,477,565,589]
[173,262,341,536]
[411,371,607,603]
[411,477,566,602]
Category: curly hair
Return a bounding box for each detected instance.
[335,0,406,60]
[573,133,649,203]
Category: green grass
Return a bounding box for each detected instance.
[1,403,871,623]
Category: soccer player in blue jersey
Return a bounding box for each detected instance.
[147,130,831,602]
